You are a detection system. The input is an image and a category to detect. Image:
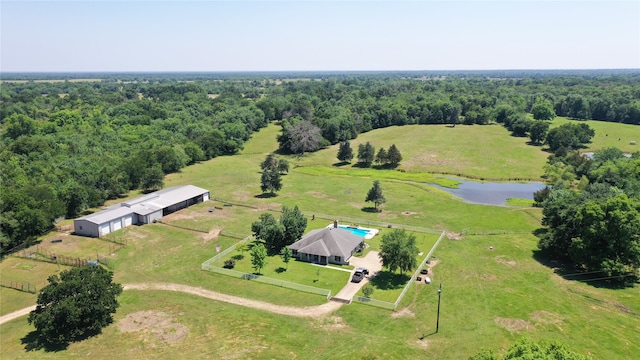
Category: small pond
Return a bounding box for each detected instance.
[430,179,548,206]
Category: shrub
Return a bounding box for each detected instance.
[224,259,236,269]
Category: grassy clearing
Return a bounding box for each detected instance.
[292,124,550,180]
[551,117,640,153]
[2,120,639,359]
[0,258,70,315]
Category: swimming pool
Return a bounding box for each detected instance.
[326,224,379,239]
[338,225,370,237]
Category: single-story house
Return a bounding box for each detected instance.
[289,225,364,265]
[73,185,210,237]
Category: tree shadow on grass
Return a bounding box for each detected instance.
[332,161,351,167]
[532,248,634,290]
[231,254,244,261]
[21,327,102,352]
[352,163,373,169]
[369,271,410,291]
[255,193,278,199]
[274,267,286,274]
[372,164,399,170]
[21,331,68,352]
[361,207,380,213]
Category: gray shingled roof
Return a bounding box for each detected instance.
[290,228,363,259]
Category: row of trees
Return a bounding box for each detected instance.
[354,142,403,167]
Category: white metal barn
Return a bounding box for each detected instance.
[73,185,210,237]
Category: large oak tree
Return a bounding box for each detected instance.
[28,266,123,345]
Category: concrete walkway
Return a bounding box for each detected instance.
[309,263,353,273]
[332,251,383,302]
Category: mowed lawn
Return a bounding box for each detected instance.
[2,120,639,359]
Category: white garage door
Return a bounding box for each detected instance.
[112,219,122,231]
[123,214,133,227]
[100,223,111,236]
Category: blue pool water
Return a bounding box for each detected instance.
[338,225,369,237]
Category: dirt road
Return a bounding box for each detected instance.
[124,283,343,317]
[1,282,345,326]
[0,305,36,325]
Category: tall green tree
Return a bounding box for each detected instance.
[529,120,550,145]
[365,180,386,211]
[357,142,375,167]
[28,266,123,345]
[337,141,354,163]
[281,246,293,270]
[378,229,418,275]
[531,98,556,120]
[386,144,403,166]
[260,167,282,195]
[280,205,307,248]
[251,213,285,254]
[250,243,268,274]
[374,147,387,165]
[261,153,289,174]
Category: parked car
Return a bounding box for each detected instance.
[352,269,365,283]
[356,267,369,276]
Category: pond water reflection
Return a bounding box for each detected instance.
[430,179,548,206]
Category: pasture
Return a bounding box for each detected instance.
[1,121,639,359]
[551,116,640,153]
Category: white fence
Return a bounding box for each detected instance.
[351,296,395,310]
[393,230,446,310]
[201,236,331,299]
[351,230,446,311]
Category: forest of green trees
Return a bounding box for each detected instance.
[2,71,640,255]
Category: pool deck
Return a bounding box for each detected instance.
[326,224,379,240]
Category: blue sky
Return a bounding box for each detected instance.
[2,1,639,72]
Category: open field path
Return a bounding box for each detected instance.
[124,283,343,317]
[0,305,36,325]
[1,283,343,325]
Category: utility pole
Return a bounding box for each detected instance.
[436,283,442,333]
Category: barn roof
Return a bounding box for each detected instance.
[77,185,209,225]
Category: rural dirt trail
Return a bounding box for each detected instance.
[0,282,344,326]
[124,283,343,317]
[0,305,36,325]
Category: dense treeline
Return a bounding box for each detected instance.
[1,72,639,254]
[538,148,640,284]
[263,74,640,153]
[0,81,268,253]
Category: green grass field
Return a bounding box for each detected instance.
[551,117,640,153]
[1,120,639,359]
